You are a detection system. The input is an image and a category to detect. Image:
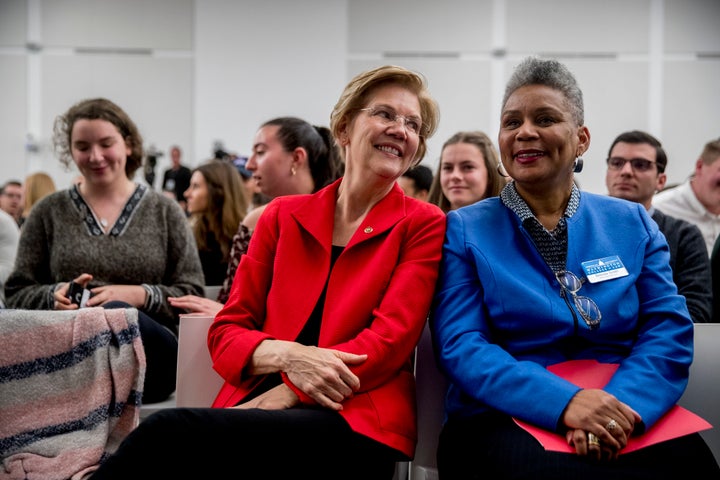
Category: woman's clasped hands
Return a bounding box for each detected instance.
[563,388,642,461]
[235,339,367,412]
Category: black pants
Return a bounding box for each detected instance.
[91,406,401,479]
[103,301,178,403]
[438,411,720,480]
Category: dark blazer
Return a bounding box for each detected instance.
[652,208,712,323]
[208,179,446,457]
[713,235,720,322]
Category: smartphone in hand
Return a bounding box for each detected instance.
[66,281,92,308]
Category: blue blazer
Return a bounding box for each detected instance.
[431,191,693,433]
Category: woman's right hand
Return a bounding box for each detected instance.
[233,383,299,411]
[168,294,224,316]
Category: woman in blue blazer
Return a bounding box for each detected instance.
[431,56,719,479]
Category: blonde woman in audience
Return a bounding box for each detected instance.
[91,64,445,480]
[184,160,248,286]
[168,116,343,314]
[21,171,56,226]
[428,130,505,213]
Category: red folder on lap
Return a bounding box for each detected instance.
[513,359,712,454]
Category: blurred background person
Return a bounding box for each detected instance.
[230,153,271,212]
[184,160,248,286]
[21,171,57,227]
[428,130,505,213]
[5,98,204,403]
[0,208,19,308]
[0,180,24,227]
[713,234,720,322]
[653,138,720,257]
[398,163,433,201]
[605,130,711,323]
[161,145,192,213]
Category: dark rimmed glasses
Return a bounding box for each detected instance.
[556,270,602,330]
[606,157,656,172]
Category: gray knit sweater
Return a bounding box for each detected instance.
[5,184,204,331]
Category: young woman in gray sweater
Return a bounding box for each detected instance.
[5,97,205,403]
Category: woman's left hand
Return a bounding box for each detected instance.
[282,344,368,411]
[85,284,146,308]
[566,428,619,460]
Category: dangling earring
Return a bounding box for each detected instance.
[497,163,509,178]
[291,167,297,176]
[573,157,584,173]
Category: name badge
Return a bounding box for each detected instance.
[581,255,628,284]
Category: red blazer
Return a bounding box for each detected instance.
[208,179,446,457]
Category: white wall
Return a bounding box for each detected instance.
[1,0,719,195]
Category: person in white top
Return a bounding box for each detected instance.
[653,138,720,256]
[0,208,20,307]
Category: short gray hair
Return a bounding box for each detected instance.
[502,56,584,126]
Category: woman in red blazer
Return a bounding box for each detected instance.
[91,65,446,480]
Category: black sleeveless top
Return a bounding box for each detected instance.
[238,245,344,404]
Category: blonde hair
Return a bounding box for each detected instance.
[23,171,56,215]
[329,65,440,166]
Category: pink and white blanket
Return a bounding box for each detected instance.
[0,307,146,480]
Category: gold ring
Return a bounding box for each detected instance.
[587,432,600,447]
[606,419,618,431]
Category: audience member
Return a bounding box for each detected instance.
[0,180,24,227]
[184,160,248,285]
[90,64,446,480]
[21,171,57,226]
[229,154,266,211]
[398,163,433,201]
[168,116,344,315]
[605,130,711,323]
[5,97,204,403]
[162,145,192,212]
[653,138,720,256]
[427,130,505,212]
[713,234,720,322]
[0,208,19,308]
[431,56,719,479]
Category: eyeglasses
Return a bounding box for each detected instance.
[556,270,602,330]
[607,157,656,172]
[360,106,424,136]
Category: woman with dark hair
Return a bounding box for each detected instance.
[169,116,344,314]
[184,160,248,285]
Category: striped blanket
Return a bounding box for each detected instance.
[0,307,146,480]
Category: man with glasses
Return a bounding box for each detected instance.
[652,138,720,257]
[0,180,24,227]
[605,130,711,323]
